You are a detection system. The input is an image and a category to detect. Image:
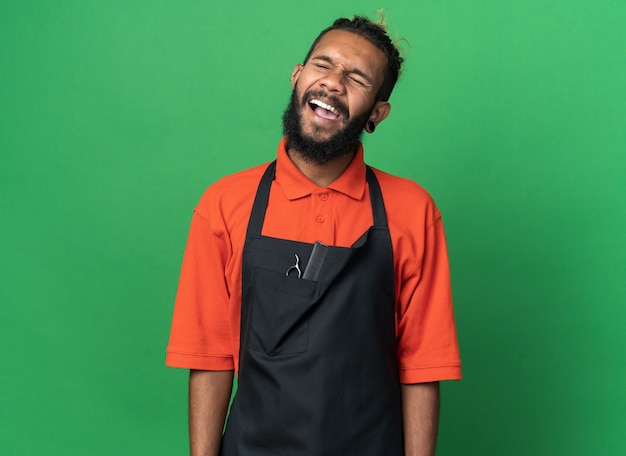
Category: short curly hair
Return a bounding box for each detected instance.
[302,15,404,101]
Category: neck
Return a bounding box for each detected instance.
[287,148,355,187]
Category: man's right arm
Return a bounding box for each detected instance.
[189,369,234,456]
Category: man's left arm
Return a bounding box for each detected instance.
[396,201,461,455]
[401,382,440,456]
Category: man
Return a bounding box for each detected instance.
[167,15,461,456]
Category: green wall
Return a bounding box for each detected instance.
[2,1,624,454]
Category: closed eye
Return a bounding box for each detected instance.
[310,56,334,71]
[349,76,366,86]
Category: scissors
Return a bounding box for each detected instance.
[285,254,302,278]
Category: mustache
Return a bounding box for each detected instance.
[301,90,349,119]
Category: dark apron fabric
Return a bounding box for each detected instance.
[220,161,403,455]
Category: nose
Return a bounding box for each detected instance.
[320,70,346,94]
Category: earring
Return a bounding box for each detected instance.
[366,120,376,133]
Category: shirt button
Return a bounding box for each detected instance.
[320,193,328,201]
[316,216,325,223]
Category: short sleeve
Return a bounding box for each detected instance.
[396,216,462,383]
[165,209,235,371]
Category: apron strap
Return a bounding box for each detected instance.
[246,160,388,238]
[366,166,389,228]
[246,161,276,238]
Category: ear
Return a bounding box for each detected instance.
[368,101,392,127]
[290,64,303,89]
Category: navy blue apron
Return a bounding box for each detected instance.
[220,161,403,455]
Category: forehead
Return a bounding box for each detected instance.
[309,29,388,78]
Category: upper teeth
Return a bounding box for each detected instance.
[311,99,338,115]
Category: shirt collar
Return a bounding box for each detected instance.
[275,137,367,201]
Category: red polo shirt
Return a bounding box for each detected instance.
[166,138,462,383]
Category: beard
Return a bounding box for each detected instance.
[281,87,372,164]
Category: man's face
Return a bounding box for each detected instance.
[282,29,391,163]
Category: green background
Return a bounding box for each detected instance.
[2,1,625,454]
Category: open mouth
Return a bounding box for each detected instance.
[309,99,341,120]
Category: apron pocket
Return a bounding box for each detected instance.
[249,266,319,356]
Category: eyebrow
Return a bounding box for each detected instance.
[310,55,374,84]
